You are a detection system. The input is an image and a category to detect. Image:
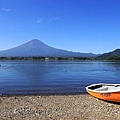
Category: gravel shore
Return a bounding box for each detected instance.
[0,94,120,120]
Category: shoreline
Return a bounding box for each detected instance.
[0,92,87,97]
[0,94,119,120]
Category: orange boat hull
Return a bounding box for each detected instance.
[86,89,120,103]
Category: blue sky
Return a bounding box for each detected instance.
[0,0,120,54]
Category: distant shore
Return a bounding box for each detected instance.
[1,56,120,61]
[0,56,93,61]
[0,94,119,120]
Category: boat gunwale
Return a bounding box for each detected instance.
[86,83,120,93]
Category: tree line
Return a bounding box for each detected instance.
[0,55,120,60]
[0,56,92,60]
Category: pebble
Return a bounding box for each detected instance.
[0,95,119,120]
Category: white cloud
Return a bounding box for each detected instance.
[37,17,59,24]
[1,7,11,12]
[47,17,59,23]
[37,18,43,24]
[47,18,53,23]
[54,17,59,20]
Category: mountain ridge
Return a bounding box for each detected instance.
[98,49,120,59]
[0,39,97,57]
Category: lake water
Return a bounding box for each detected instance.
[0,60,120,95]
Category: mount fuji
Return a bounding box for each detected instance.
[0,39,96,57]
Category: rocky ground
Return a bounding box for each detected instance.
[0,94,119,120]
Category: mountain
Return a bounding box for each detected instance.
[98,49,120,59]
[0,39,96,57]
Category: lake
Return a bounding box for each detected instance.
[0,60,120,95]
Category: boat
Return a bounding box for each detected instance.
[86,83,120,103]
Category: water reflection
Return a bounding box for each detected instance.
[0,61,120,95]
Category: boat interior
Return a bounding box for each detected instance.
[88,84,120,92]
